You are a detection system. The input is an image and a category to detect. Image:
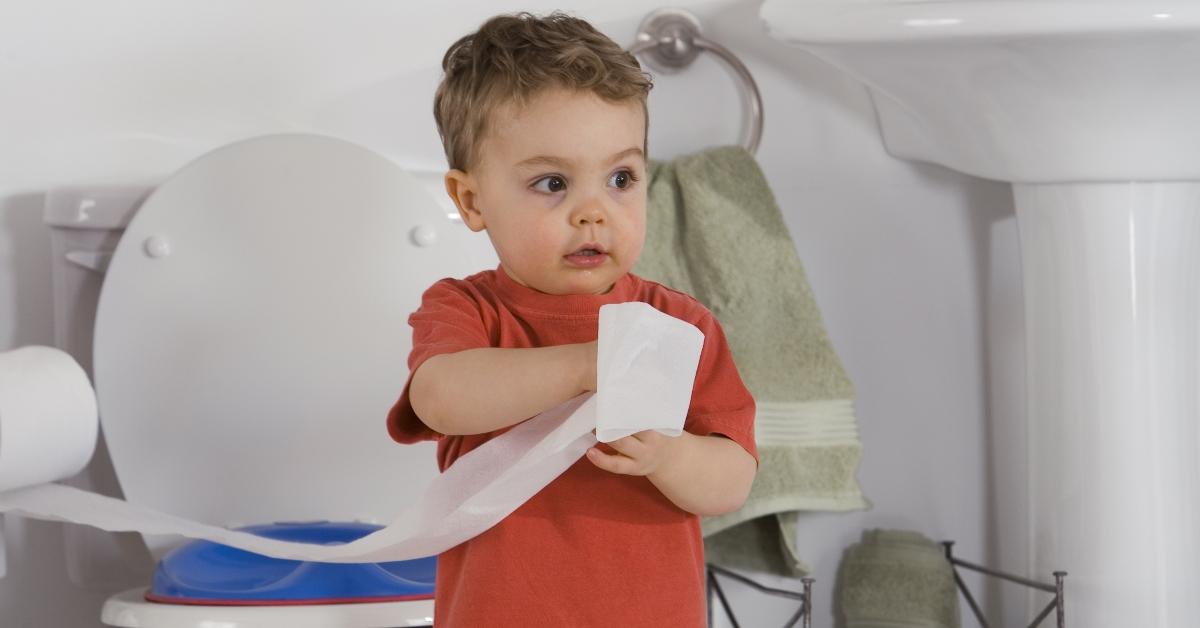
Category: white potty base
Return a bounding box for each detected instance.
[102,588,434,628]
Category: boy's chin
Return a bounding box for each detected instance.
[543,273,619,296]
[504,260,627,296]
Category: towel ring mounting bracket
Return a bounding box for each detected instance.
[629,8,764,155]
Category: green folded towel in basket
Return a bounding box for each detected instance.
[838,529,961,628]
[634,145,869,577]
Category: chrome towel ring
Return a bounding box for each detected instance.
[629,8,765,155]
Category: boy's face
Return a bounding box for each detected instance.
[445,88,647,295]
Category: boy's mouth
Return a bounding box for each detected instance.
[564,243,609,268]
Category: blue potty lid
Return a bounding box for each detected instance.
[146,521,436,606]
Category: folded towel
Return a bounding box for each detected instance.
[837,529,961,628]
[634,145,868,576]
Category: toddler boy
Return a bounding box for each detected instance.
[388,11,757,627]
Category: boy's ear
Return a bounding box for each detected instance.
[444,169,486,232]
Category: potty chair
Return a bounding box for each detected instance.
[44,134,497,627]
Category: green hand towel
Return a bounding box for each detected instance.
[634,145,869,577]
[838,529,961,628]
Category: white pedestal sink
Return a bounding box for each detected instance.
[762,2,1200,625]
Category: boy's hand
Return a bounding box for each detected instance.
[585,430,680,477]
[587,429,755,515]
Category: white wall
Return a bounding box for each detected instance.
[0,1,1031,626]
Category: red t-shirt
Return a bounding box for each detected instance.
[387,266,757,627]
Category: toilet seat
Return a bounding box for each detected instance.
[90,134,494,625]
[147,522,436,605]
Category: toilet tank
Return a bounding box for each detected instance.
[44,186,159,590]
[45,186,153,375]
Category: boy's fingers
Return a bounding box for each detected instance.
[604,435,647,459]
[586,447,637,475]
[632,430,664,445]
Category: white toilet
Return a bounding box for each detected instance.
[43,134,497,627]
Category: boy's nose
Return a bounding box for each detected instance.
[571,204,606,226]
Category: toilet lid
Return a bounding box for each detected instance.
[94,134,495,558]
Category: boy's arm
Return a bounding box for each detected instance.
[587,431,756,517]
[648,433,756,516]
[410,342,597,435]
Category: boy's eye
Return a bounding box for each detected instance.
[609,169,638,190]
[532,176,566,193]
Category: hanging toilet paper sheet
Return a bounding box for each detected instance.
[0,301,704,563]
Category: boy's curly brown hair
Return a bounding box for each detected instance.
[434,11,654,172]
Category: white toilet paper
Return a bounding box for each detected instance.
[596,302,705,443]
[0,346,98,493]
[0,302,703,563]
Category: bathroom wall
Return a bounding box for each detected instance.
[0,1,1028,626]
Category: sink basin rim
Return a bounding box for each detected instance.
[762,1,1200,44]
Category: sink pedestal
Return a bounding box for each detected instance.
[762,0,1200,623]
[1016,182,1200,624]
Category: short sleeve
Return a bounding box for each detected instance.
[386,279,493,443]
[684,313,758,464]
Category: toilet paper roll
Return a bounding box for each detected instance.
[0,346,98,492]
[0,302,703,563]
